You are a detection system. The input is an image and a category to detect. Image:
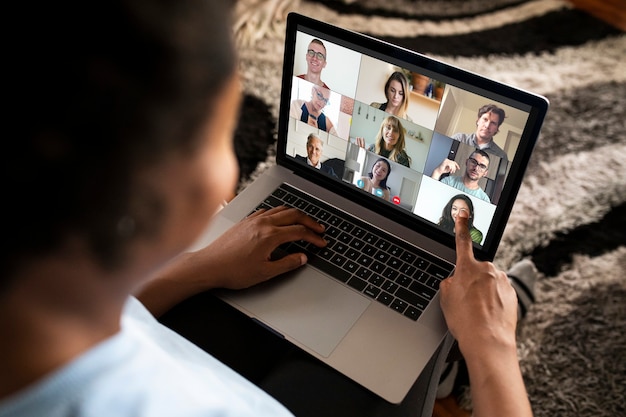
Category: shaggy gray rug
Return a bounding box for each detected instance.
[232,0,626,415]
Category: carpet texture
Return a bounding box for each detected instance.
[232,1,626,415]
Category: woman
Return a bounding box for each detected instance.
[370,71,412,121]
[2,2,535,417]
[357,115,411,168]
[438,194,484,244]
[359,158,391,201]
[289,84,338,135]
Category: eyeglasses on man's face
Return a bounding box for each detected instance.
[307,49,326,61]
[467,157,488,171]
[313,88,329,105]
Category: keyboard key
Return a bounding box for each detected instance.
[368,274,384,286]
[344,261,359,274]
[390,299,408,314]
[345,248,360,260]
[339,222,354,233]
[413,270,430,284]
[396,288,429,311]
[363,233,378,245]
[376,291,393,306]
[317,210,331,222]
[347,276,367,291]
[427,263,452,280]
[263,195,283,208]
[325,226,341,239]
[375,239,391,252]
[404,306,422,321]
[389,245,403,257]
[399,263,416,276]
[374,251,390,263]
[333,242,348,254]
[328,215,342,226]
[319,248,333,260]
[304,204,320,217]
[356,254,373,267]
[353,227,367,239]
[330,254,347,267]
[349,239,364,250]
[355,267,372,280]
[425,275,441,290]
[409,281,436,301]
[395,274,412,288]
[371,261,386,274]
[364,284,381,299]
[294,199,308,210]
[362,244,377,256]
[272,188,287,199]
[400,251,417,264]
[381,280,398,294]
[338,232,353,245]
[283,193,298,205]
[382,268,399,281]
[307,256,351,283]
[387,257,402,270]
[415,257,429,270]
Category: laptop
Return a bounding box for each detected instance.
[194,13,548,403]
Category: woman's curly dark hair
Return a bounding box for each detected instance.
[3,0,236,286]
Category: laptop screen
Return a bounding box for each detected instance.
[277,14,548,260]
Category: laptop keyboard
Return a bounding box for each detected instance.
[254,184,455,321]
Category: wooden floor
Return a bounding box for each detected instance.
[568,0,626,30]
[433,1,622,416]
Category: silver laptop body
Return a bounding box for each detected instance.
[194,13,548,403]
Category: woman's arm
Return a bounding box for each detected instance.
[439,210,533,417]
[136,207,327,317]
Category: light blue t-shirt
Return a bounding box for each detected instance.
[0,297,293,417]
[441,175,491,202]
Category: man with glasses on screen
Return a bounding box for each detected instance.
[297,39,330,89]
[432,150,491,202]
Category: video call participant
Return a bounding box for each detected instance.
[289,84,338,135]
[297,39,329,90]
[370,71,413,122]
[295,133,338,178]
[357,158,392,201]
[431,149,491,202]
[356,115,411,168]
[438,194,483,244]
[453,104,509,161]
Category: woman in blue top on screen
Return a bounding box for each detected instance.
[289,84,338,135]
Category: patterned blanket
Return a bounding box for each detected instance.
[232,1,626,415]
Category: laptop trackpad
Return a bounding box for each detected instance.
[221,269,370,357]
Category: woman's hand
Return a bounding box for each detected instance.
[197,206,327,289]
[440,210,518,352]
[136,206,327,316]
[439,210,532,417]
